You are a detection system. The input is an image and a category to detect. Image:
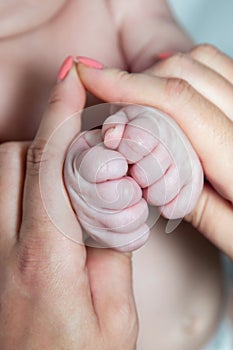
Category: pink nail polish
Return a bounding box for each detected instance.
[57,56,73,81]
[156,51,174,61]
[76,56,103,69]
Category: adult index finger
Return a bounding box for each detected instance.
[77,63,233,203]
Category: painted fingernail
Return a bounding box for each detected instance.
[76,56,104,69]
[156,51,174,61]
[57,56,73,82]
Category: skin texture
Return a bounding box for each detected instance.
[0,0,228,348]
[0,65,138,350]
[64,105,203,251]
[76,45,233,348]
[77,45,233,259]
[0,0,192,141]
[0,44,229,348]
[0,0,67,38]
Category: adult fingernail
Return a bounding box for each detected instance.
[57,56,74,82]
[156,51,175,61]
[76,56,104,69]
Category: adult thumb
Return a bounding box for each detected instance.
[20,56,86,262]
[86,246,138,343]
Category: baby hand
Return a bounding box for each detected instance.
[64,125,149,252]
[77,46,233,258]
[64,104,203,251]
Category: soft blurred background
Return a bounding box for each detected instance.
[168,0,233,57]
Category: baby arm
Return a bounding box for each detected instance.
[64,104,203,252]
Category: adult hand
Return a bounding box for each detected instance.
[77,45,233,259]
[0,60,138,349]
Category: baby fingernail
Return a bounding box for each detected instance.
[57,56,73,82]
[76,56,104,69]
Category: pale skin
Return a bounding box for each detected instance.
[76,46,233,349]
[77,45,233,256]
[0,45,232,349]
[0,0,192,141]
[0,67,138,350]
[0,0,231,349]
[64,104,203,251]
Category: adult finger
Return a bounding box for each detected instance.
[146,52,233,121]
[86,247,138,342]
[190,44,233,85]
[0,142,28,247]
[19,57,86,261]
[77,63,233,202]
[185,183,233,259]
